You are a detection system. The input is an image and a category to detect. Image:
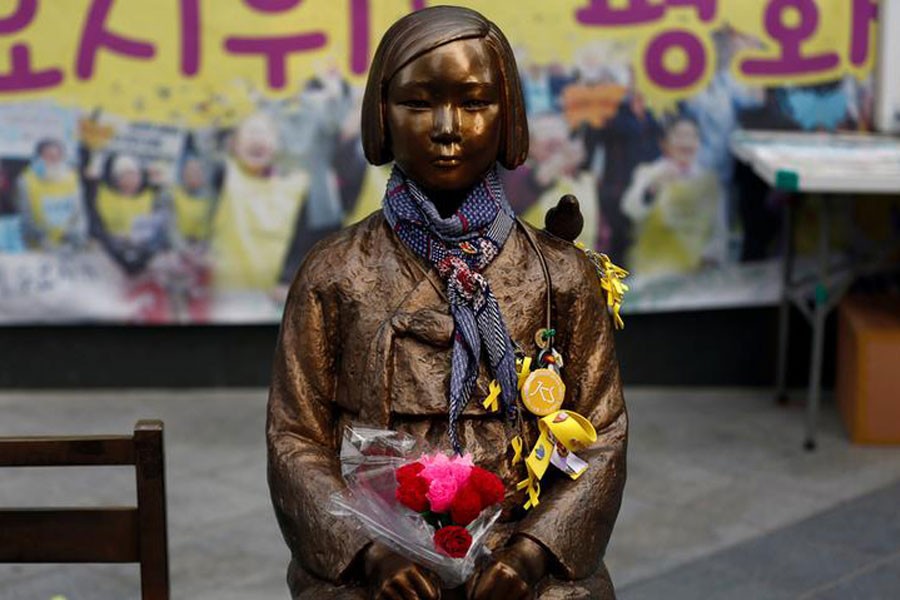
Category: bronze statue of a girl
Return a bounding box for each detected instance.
[268,6,626,599]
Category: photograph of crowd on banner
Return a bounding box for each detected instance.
[0,0,894,323]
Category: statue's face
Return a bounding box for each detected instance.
[386,38,502,194]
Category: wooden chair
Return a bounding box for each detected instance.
[0,420,170,599]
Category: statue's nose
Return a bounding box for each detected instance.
[431,104,461,144]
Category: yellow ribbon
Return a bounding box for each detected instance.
[510,435,524,465]
[516,475,541,509]
[486,355,533,413]
[516,410,597,510]
[509,358,530,468]
[482,379,502,413]
[576,242,629,330]
[516,356,532,390]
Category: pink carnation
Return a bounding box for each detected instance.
[417,452,476,512]
[418,452,450,470]
[419,452,473,488]
[419,455,452,485]
[426,476,459,513]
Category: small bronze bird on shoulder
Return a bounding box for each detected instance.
[544,194,584,243]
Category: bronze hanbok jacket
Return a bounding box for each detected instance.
[267,211,627,597]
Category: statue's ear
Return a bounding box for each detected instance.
[544,194,584,243]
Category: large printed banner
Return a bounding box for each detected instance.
[0,0,884,323]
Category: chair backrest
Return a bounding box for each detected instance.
[0,420,170,600]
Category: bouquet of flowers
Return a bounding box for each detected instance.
[331,427,505,587]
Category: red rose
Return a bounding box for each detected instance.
[469,467,505,506]
[396,461,425,485]
[450,484,483,526]
[433,525,472,558]
[396,474,429,512]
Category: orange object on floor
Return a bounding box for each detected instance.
[836,295,900,444]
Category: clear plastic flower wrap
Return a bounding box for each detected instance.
[330,426,503,588]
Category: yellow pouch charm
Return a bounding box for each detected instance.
[516,410,597,510]
[520,368,565,417]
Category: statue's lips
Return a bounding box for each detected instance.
[432,156,462,167]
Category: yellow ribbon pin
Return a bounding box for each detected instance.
[510,435,524,465]
[482,379,501,413]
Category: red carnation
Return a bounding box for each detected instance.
[395,474,429,512]
[450,484,483,526]
[396,461,425,485]
[433,525,472,558]
[468,467,505,506]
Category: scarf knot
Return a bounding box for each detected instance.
[439,255,490,306]
[383,166,519,454]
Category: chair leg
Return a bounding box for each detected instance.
[135,421,170,600]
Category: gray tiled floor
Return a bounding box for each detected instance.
[1,388,899,599]
[620,481,900,599]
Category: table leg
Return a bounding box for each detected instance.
[775,198,795,405]
[804,197,830,451]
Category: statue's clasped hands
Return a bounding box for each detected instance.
[366,536,548,600]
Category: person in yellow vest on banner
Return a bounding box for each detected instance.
[209,112,308,299]
[152,154,217,322]
[85,153,168,275]
[166,155,215,246]
[622,115,726,278]
[15,139,88,251]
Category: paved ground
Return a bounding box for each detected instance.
[0,388,898,599]
[620,481,900,600]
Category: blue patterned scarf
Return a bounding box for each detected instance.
[383,166,518,454]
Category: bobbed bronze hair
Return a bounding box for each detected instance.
[361,6,529,170]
